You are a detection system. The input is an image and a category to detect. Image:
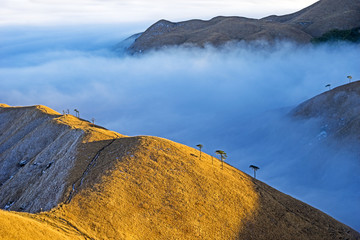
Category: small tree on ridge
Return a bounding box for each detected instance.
[196,144,203,160]
[74,109,80,118]
[215,150,227,169]
[249,165,260,179]
[347,75,352,83]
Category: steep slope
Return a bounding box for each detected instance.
[0,104,359,239]
[0,210,85,240]
[0,105,123,213]
[126,0,360,53]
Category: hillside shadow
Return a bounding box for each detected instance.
[236,178,360,240]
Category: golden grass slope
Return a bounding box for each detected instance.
[54,114,123,143]
[0,210,84,240]
[1,104,359,239]
[56,136,360,239]
[0,104,10,108]
[55,136,259,240]
[0,103,60,115]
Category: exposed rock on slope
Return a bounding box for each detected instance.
[0,104,359,239]
[0,105,122,213]
[127,0,360,53]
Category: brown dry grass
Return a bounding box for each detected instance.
[53,114,124,143]
[54,136,259,240]
[0,103,10,108]
[0,210,84,240]
[0,104,61,115]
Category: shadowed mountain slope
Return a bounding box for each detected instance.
[0,105,123,213]
[128,17,313,53]
[0,104,359,239]
[127,0,360,53]
[263,0,360,37]
[291,80,360,143]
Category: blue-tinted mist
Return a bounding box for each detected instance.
[0,25,359,230]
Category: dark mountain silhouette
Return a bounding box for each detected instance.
[125,0,360,53]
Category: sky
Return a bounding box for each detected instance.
[1,0,360,232]
[0,0,318,25]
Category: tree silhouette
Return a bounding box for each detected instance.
[215,150,227,169]
[325,84,331,91]
[347,75,352,83]
[74,109,79,118]
[91,118,95,126]
[249,165,260,179]
[196,144,203,160]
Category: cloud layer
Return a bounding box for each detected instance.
[0,25,360,230]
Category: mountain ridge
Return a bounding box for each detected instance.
[125,0,360,53]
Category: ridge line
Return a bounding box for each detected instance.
[65,138,116,204]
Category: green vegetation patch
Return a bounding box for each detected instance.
[312,27,360,44]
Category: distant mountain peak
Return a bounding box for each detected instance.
[125,0,360,53]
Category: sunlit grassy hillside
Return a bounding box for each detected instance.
[0,210,84,240]
[55,136,260,239]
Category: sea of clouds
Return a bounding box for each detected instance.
[0,24,359,230]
